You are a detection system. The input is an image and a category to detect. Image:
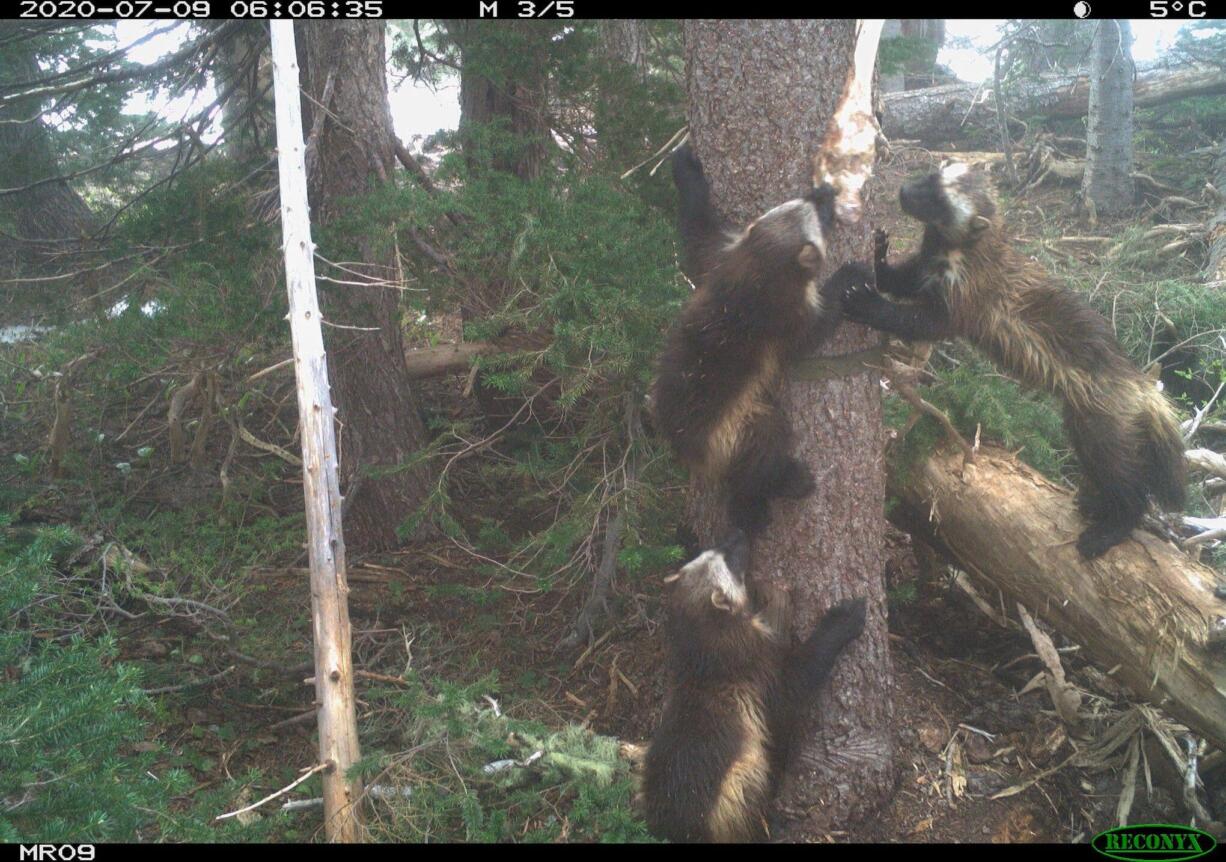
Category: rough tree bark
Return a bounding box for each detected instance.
[1081,20,1135,217]
[1207,140,1226,288]
[0,24,96,275]
[892,445,1226,752]
[295,21,435,550]
[599,19,646,71]
[597,19,648,165]
[881,64,1226,146]
[452,20,551,182]
[682,20,893,838]
[216,20,274,164]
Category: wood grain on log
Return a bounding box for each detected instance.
[892,444,1226,752]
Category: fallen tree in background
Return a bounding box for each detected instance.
[881,64,1226,146]
[890,444,1226,752]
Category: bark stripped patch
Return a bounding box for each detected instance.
[814,19,885,225]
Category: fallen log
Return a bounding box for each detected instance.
[882,65,1226,146]
[402,341,497,379]
[890,444,1226,751]
[247,341,499,385]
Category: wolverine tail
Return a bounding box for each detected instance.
[1137,385,1186,511]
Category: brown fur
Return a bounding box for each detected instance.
[652,144,872,537]
[643,534,866,842]
[844,161,1185,559]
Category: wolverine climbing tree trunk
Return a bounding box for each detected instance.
[295,21,435,550]
[1081,20,1135,217]
[683,20,894,837]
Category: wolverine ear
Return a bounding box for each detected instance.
[969,215,991,234]
[663,572,682,584]
[710,588,735,613]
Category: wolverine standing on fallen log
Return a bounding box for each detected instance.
[843,160,1186,560]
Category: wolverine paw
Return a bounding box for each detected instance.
[1076,524,1132,560]
[821,597,867,645]
[840,279,883,321]
[670,142,704,184]
[824,261,875,300]
[873,228,890,266]
[776,461,816,499]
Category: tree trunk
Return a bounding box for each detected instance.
[0,25,96,278]
[217,20,274,164]
[892,445,1226,752]
[881,64,1226,146]
[269,22,364,840]
[1206,140,1226,288]
[600,19,646,71]
[596,20,648,165]
[296,21,435,551]
[879,19,946,93]
[682,20,893,838]
[879,20,906,94]
[453,20,551,182]
[1081,20,1135,216]
[449,20,554,425]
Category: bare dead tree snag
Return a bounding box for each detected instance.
[892,444,1226,752]
[269,21,364,843]
[1206,140,1226,288]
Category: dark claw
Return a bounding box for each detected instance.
[873,228,890,263]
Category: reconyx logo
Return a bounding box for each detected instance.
[1092,824,1217,862]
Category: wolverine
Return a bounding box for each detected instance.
[653,144,872,538]
[643,530,867,842]
[843,160,1185,559]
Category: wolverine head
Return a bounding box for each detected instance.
[736,182,837,273]
[662,530,790,672]
[664,529,751,615]
[899,160,998,245]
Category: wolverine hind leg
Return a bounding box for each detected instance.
[725,409,814,537]
[1064,403,1149,560]
[727,454,813,536]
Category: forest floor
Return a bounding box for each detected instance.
[3,141,1222,843]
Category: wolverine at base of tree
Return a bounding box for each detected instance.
[652,144,873,538]
[642,530,867,842]
[842,160,1185,560]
